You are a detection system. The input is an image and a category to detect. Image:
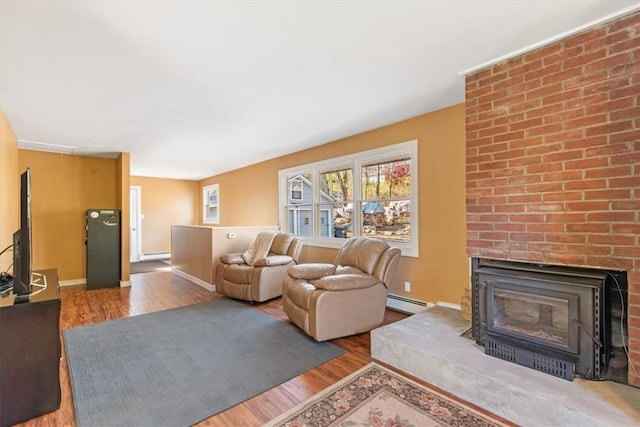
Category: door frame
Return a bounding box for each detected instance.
[130,185,142,262]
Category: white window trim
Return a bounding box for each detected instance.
[279,140,418,257]
[202,183,219,224]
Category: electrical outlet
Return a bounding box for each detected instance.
[227,232,236,239]
[404,281,411,292]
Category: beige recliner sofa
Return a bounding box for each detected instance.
[283,237,401,341]
[216,232,303,302]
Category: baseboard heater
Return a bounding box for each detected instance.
[139,252,171,261]
[386,294,430,314]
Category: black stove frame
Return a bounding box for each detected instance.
[471,258,612,381]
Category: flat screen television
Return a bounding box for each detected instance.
[12,168,32,298]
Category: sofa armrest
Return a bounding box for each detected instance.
[253,255,294,267]
[219,253,246,265]
[314,274,379,291]
[287,263,336,280]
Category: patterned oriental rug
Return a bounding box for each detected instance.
[266,362,514,427]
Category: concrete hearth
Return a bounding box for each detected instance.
[371,306,640,426]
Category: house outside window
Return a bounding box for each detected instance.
[279,140,418,257]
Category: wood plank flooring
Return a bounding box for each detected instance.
[14,271,408,427]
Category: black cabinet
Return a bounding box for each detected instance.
[0,269,61,427]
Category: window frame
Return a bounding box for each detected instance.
[202,183,220,224]
[278,140,418,257]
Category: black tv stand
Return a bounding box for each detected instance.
[0,269,61,427]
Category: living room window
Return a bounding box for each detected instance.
[279,140,418,257]
[202,183,219,224]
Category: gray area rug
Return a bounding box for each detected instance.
[64,298,345,427]
[130,260,171,274]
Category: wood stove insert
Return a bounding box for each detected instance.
[472,258,627,382]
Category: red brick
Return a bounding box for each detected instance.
[495,204,526,213]
[565,178,607,191]
[614,246,640,258]
[584,189,631,200]
[585,120,634,137]
[494,222,527,232]
[527,223,565,233]
[566,223,610,233]
[585,166,632,179]
[509,99,543,114]
[565,157,609,171]
[564,136,607,151]
[546,212,587,223]
[545,233,585,243]
[526,122,564,137]
[589,234,636,246]
[509,174,542,185]
[566,201,610,211]
[510,250,545,262]
[611,106,640,121]
[508,194,541,204]
[525,182,563,193]
[525,203,565,213]
[509,118,544,132]
[527,162,562,174]
[494,167,526,179]
[612,200,640,211]
[526,81,563,99]
[543,191,583,202]
[479,125,509,138]
[508,155,543,168]
[543,171,583,183]
[478,89,509,105]
[566,93,609,111]
[494,131,525,143]
[612,223,640,234]
[610,129,640,145]
[587,211,636,222]
[564,114,608,130]
[494,184,526,195]
[479,160,508,171]
[510,136,544,150]
[608,36,640,55]
[610,84,640,100]
[545,252,586,266]
[610,176,640,189]
[585,256,633,270]
[510,232,544,242]
[567,244,612,256]
[525,63,563,82]
[526,103,564,119]
[477,214,509,223]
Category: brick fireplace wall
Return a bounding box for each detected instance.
[465,11,639,386]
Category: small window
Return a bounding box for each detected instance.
[289,178,303,202]
[202,184,219,224]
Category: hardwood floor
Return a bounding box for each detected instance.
[15,271,408,427]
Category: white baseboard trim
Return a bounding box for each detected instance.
[386,294,433,314]
[436,301,462,310]
[120,280,131,288]
[171,268,215,292]
[139,252,171,261]
[59,278,86,287]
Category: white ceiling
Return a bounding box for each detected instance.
[1,1,639,180]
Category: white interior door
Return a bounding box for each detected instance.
[130,186,142,262]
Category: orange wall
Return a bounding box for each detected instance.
[130,176,199,255]
[0,110,19,272]
[18,150,118,282]
[201,104,468,304]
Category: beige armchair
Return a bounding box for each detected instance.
[216,232,303,302]
[283,237,401,341]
